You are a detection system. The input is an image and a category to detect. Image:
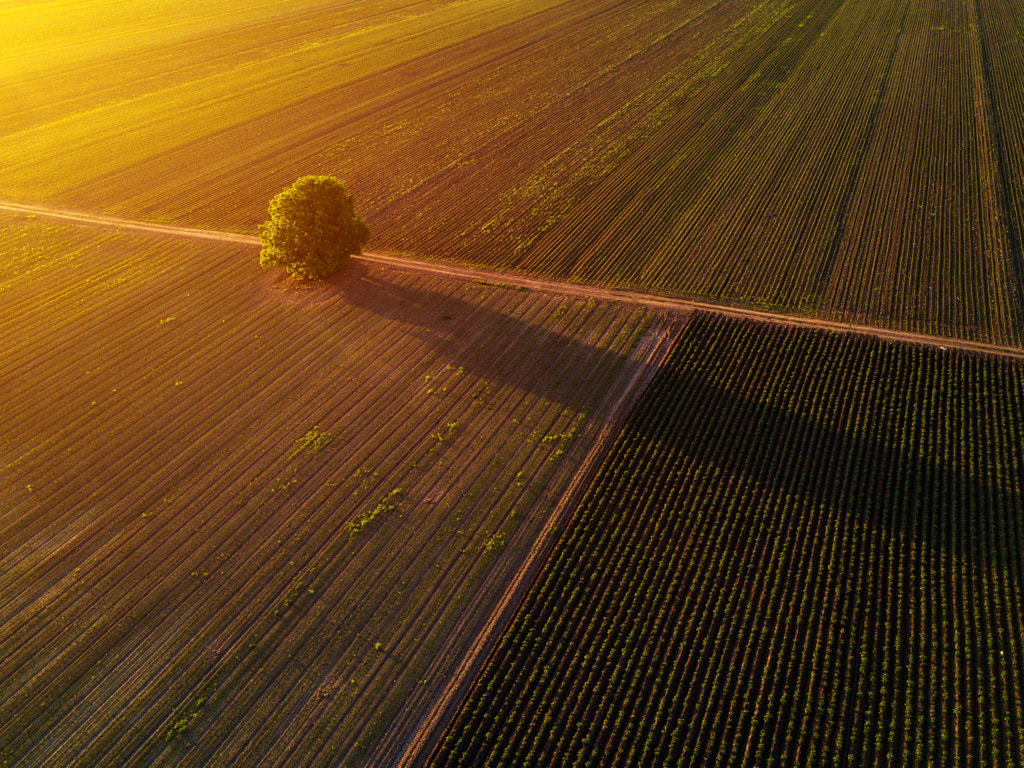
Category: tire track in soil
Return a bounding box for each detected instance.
[807,0,911,303]
[973,0,1024,331]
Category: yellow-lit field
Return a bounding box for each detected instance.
[0,0,694,222]
[4,0,1024,343]
[0,0,773,257]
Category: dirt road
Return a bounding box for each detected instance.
[3,199,1022,362]
[387,325,680,768]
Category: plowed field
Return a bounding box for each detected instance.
[0,212,668,767]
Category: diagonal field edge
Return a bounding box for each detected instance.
[392,325,682,768]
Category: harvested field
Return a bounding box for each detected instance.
[0,212,667,767]
[430,313,1024,768]
[3,0,1023,343]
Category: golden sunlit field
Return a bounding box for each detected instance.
[4,0,1024,766]
[4,0,1024,342]
[1,0,696,232]
[0,212,672,766]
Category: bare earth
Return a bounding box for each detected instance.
[0,219,659,767]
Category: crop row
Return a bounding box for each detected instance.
[975,0,1024,331]
[817,0,1022,344]
[516,0,1022,345]
[7,0,1014,342]
[430,313,1024,767]
[0,216,660,767]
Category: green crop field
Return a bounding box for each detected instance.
[0,212,670,767]
[431,313,1024,767]
[4,0,1021,340]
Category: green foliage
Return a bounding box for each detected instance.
[163,697,207,742]
[259,176,370,279]
[472,279,529,292]
[432,421,460,443]
[349,489,402,536]
[483,532,506,552]
[290,426,335,458]
[165,717,190,742]
[527,412,585,457]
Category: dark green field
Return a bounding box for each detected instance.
[431,314,1024,767]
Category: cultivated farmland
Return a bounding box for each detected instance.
[3,0,1021,341]
[0,212,670,767]
[5,0,1024,765]
[430,313,1024,767]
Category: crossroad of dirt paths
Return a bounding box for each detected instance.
[5,196,1022,765]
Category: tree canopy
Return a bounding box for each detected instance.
[258,176,370,279]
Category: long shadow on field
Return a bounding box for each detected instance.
[630,317,1023,573]
[328,261,632,411]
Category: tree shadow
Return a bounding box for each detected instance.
[634,318,1022,572]
[312,260,638,413]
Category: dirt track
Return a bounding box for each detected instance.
[388,325,680,768]
[3,199,1021,361]
[5,198,1022,767]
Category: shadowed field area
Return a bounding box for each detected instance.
[431,313,1024,768]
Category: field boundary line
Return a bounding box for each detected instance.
[391,322,683,768]
[3,200,1023,360]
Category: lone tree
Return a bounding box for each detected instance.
[259,175,370,279]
